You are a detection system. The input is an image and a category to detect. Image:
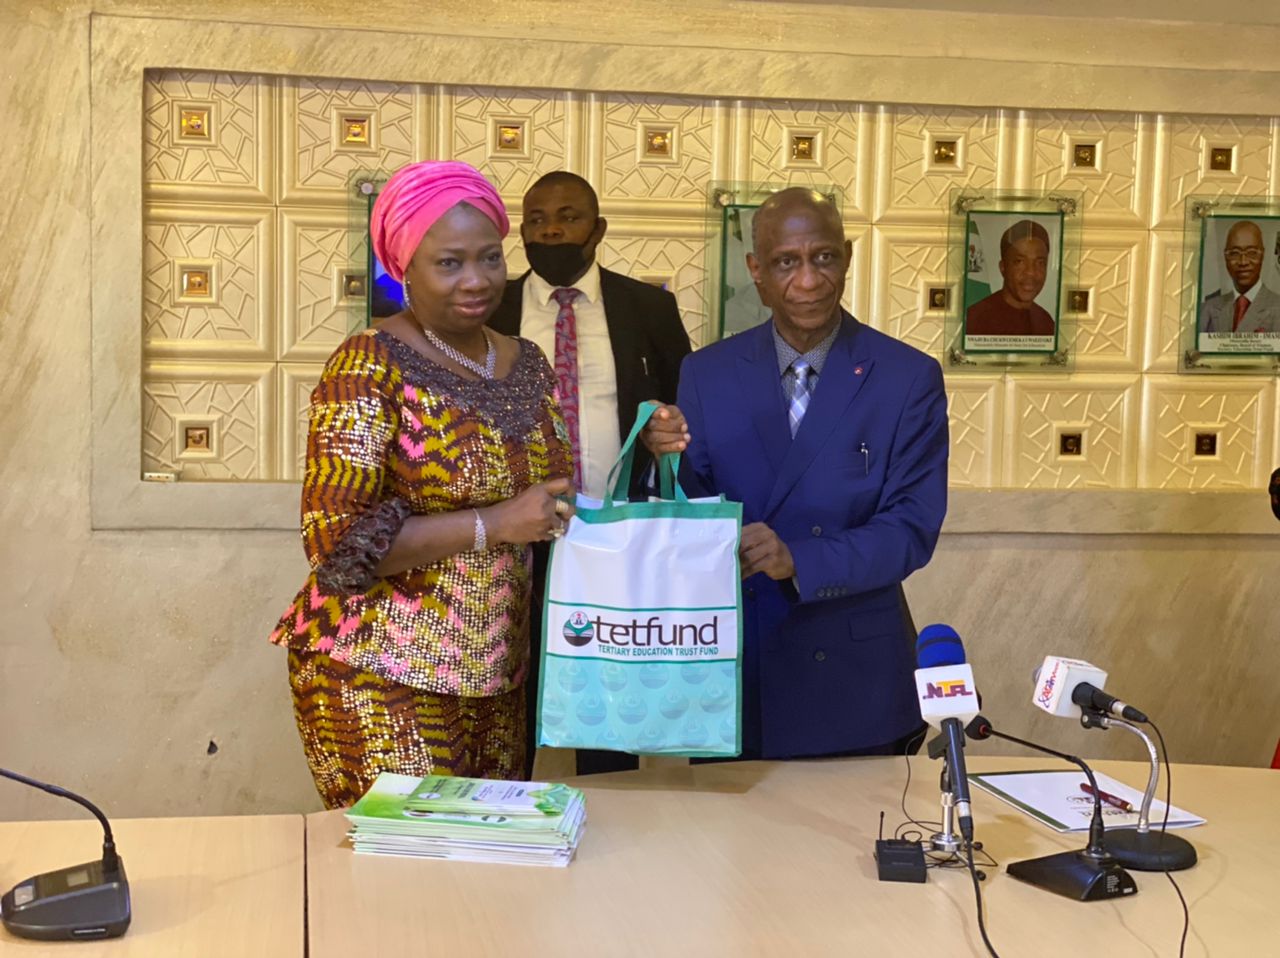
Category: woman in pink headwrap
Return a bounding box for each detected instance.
[269,161,575,808]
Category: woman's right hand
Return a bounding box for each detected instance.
[484,478,577,545]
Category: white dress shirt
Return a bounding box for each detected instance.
[521,262,621,500]
[1236,278,1262,305]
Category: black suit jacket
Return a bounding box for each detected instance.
[489,267,691,449]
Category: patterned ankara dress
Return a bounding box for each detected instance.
[270,328,571,808]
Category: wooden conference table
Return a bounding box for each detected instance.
[3,759,1277,956]
[307,757,1280,958]
[0,815,303,956]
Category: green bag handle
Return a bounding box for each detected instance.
[603,401,688,508]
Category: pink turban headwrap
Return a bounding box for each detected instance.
[370,161,510,283]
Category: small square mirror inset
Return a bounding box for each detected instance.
[341,116,371,145]
[932,140,958,165]
[184,426,211,452]
[645,129,673,157]
[181,268,212,298]
[927,287,950,310]
[1194,432,1218,457]
[791,134,816,161]
[1068,289,1090,313]
[496,124,524,152]
[1059,433,1083,456]
[180,109,210,139]
[1209,147,1234,172]
[1072,143,1098,169]
[343,273,367,299]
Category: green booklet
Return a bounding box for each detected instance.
[345,773,587,855]
[403,775,576,817]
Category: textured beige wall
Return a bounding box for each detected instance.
[2,0,1279,822]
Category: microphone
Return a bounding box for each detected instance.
[1,767,131,940]
[964,716,1137,901]
[913,624,979,842]
[1032,655,1148,723]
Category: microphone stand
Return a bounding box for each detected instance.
[927,736,962,854]
[966,717,1137,902]
[1078,712,1197,871]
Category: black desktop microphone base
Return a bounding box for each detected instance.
[1105,828,1197,871]
[1007,849,1137,901]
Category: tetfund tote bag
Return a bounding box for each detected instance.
[537,403,743,757]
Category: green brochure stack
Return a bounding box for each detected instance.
[344,773,587,867]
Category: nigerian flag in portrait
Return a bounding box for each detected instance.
[965,215,991,306]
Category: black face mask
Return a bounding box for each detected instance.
[525,241,592,288]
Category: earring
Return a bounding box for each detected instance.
[402,277,412,314]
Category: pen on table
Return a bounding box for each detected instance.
[1080,783,1133,812]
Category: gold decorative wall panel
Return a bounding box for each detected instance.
[870,228,949,355]
[449,87,571,201]
[142,363,275,480]
[596,94,722,208]
[143,71,274,204]
[1141,377,1276,488]
[278,364,320,481]
[1025,111,1150,229]
[282,78,422,204]
[143,207,275,359]
[742,101,870,220]
[141,70,1280,489]
[1152,115,1278,228]
[874,106,1009,223]
[947,377,1004,488]
[1071,230,1147,371]
[280,209,368,362]
[1007,376,1139,488]
[1144,231,1194,372]
[599,224,711,347]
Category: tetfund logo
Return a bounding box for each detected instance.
[562,612,595,647]
[561,612,721,649]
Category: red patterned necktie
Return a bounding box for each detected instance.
[552,287,583,489]
[1232,295,1252,332]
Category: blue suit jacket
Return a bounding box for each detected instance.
[677,312,948,758]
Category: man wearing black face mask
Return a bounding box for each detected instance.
[490,171,691,776]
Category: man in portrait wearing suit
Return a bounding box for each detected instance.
[489,170,692,775]
[642,188,948,759]
[1199,220,1280,334]
[965,218,1056,337]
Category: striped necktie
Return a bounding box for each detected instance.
[788,359,812,438]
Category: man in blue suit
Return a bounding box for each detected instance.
[643,188,948,759]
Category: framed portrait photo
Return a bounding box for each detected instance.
[1194,213,1280,356]
[705,182,843,342]
[961,209,1065,354]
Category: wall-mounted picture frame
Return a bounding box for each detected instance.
[945,190,1082,372]
[1183,196,1280,374]
[704,182,843,342]
[347,171,399,329]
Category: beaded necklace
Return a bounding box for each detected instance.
[405,282,496,379]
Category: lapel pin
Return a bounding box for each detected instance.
[854,366,863,375]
